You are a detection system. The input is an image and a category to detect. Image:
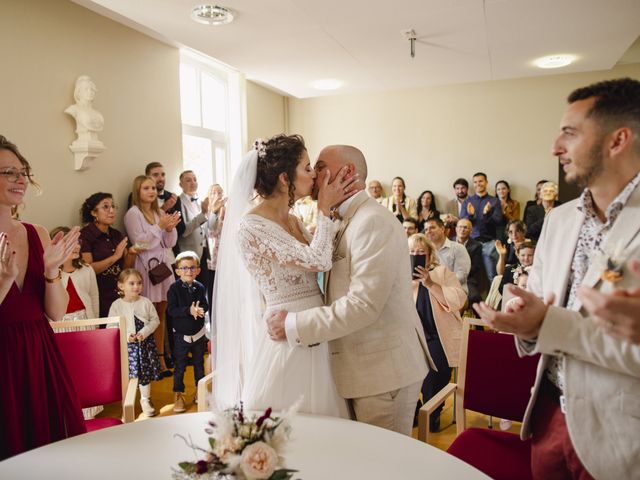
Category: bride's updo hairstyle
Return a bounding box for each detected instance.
[254,134,307,208]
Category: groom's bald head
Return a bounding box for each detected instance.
[317,145,368,182]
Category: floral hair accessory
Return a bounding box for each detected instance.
[512,265,531,284]
[253,139,267,159]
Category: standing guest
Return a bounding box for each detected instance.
[0,135,86,460]
[79,192,134,317]
[108,269,162,417]
[495,219,527,275]
[525,181,560,241]
[124,175,180,375]
[167,251,209,413]
[522,179,549,222]
[50,226,99,324]
[461,172,504,282]
[443,178,469,222]
[474,78,640,480]
[176,170,221,291]
[408,234,465,432]
[402,218,419,237]
[127,162,181,214]
[367,179,385,204]
[416,190,440,232]
[455,218,485,306]
[383,176,417,222]
[495,180,521,243]
[206,184,225,302]
[424,217,470,295]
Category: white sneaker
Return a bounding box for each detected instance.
[140,398,157,417]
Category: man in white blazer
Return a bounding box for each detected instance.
[267,145,431,436]
[475,78,640,479]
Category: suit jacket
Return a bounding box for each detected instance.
[176,192,217,259]
[462,238,485,305]
[296,191,431,399]
[444,197,464,217]
[520,188,640,480]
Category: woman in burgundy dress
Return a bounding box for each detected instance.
[0,136,86,460]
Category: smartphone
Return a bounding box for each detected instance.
[410,254,426,273]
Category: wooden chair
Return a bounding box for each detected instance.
[418,317,539,480]
[50,316,137,431]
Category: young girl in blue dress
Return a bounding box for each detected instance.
[108,268,162,417]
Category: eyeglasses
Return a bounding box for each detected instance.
[0,169,33,183]
[98,204,118,211]
[178,266,198,272]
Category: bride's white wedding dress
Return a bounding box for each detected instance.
[237,212,348,417]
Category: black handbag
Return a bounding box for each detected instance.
[147,257,172,285]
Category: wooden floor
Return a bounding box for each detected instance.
[103,361,520,451]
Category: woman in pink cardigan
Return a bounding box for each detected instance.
[409,233,466,432]
[124,175,180,374]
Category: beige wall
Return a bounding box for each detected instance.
[289,64,640,208]
[1,0,182,231]
[246,81,287,142]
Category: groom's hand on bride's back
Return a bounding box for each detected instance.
[266,310,288,341]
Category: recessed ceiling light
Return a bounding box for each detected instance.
[191,5,235,25]
[310,79,343,91]
[534,55,576,69]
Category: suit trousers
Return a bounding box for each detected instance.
[172,334,207,393]
[349,380,422,436]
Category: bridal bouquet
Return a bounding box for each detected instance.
[173,402,299,480]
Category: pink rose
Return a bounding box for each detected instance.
[240,442,278,479]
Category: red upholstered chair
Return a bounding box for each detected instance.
[50,316,137,432]
[418,317,539,480]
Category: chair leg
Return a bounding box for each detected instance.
[488,416,493,429]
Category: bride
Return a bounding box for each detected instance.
[213,134,356,416]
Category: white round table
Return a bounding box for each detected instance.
[0,412,489,479]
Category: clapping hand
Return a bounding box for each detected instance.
[161,193,178,212]
[483,201,492,215]
[114,237,128,260]
[494,239,507,257]
[190,301,205,319]
[466,202,475,216]
[266,310,288,341]
[159,211,181,231]
[200,197,210,215]
[0,232,17,282]
[44,226,80,278]
[210,191,226,215]
[128,333,144,342]
[316,165,360,216]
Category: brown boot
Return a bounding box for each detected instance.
[173,392,186,413]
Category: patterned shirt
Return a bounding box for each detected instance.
[547,171,640,390]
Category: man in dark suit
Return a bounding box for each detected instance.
[455,218,485,305]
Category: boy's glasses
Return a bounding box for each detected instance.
[178,266,198,271]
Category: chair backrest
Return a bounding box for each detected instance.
[50,317,128,408]
[458,318,539,422]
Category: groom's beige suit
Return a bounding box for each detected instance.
[290,191,431,432]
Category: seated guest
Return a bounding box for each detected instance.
[409,233,466,432]
[383,176,417,221]
[292,195,318,233]
[79,192,136,317]
[176,170,220,291]
[522,178,548,222]
[416,190,440,231]
[455,218,485,306]
[495,180,521,243]
[460,172,503,282]
[499,240,535,294]
[367,179,385,204]
[443,177,469,223]
[424,217,470,294]
[524,181,559,241]
[514,266,530,290]
[403,218,419,237]
[495,219,527,275]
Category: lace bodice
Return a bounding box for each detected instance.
[238,213,338,308]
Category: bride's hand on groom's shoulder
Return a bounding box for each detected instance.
[317,165,360,216]
[265,310,288,342]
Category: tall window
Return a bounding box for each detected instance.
[179,50,243,198]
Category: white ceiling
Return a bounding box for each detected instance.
[73,0,640,99]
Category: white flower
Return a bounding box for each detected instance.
[213,435,243,461]
[240,442,278,479]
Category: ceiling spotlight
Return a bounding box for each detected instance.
[191,5,235,25]
[534,54,575,69]
[310,79,343,91]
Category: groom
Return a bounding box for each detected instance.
[267,145,432,435]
